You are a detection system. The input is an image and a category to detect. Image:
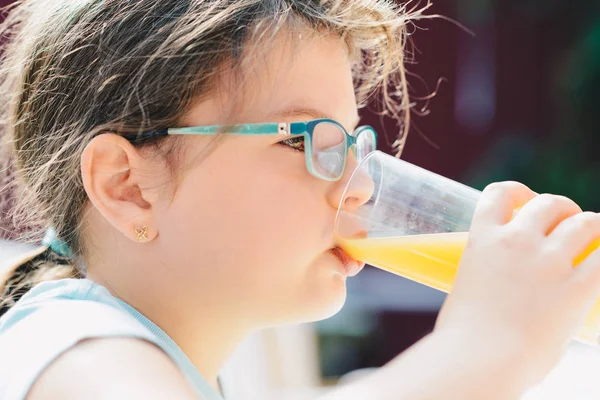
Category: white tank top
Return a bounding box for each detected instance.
[0,278,225,400]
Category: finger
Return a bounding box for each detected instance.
[511,194,582,235]
[547,212,600,262]
[470,181,537,231]
[572,246,600,298]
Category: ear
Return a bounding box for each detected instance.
[81,133,161,243]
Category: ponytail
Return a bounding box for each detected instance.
[0,243,81,318]
[0,103,80,317]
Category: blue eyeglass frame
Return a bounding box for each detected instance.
[124,118,377,182]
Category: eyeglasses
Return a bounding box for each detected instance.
[124,118,377,182]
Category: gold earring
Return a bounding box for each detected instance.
[135,226,149,241]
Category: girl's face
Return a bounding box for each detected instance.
[151,32,370,327]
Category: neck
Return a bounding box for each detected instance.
[87,271,251,394]
[150,305,249,392]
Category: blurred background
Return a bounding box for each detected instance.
[1,0,600,399]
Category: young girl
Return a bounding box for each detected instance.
[1,1,600,399]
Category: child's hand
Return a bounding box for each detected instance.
[435,181,600,385]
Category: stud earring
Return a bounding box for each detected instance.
[135,226,149,241]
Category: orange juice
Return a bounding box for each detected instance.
[338,233,600,344]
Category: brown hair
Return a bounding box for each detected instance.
[0,0,430,314]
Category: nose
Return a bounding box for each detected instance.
[326,151,375,211]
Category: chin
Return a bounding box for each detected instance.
[264,256,352,326]
[315,294,346,321]
[299,274,348,323]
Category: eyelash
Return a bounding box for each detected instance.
[278,136,306,152]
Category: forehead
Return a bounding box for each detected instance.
[182,29,360,132]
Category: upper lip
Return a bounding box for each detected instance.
[333,246,355,261]
[331,246,362,266]
[328,230,368,251]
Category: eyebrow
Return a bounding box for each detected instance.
[267,106,361,131]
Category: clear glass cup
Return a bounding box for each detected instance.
[334,150,600,345]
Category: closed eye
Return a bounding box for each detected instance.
[278,136,305,152]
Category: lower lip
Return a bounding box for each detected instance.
[329,248,365,277]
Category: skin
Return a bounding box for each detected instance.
[80,31,368,390]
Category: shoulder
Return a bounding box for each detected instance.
[0,298,153,344]
[0,299,190,400]
[26,337,198,400]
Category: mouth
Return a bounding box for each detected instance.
[329,247,365,277]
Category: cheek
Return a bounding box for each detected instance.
[155,144,346,324]
[234,172,328,269]
[159,151,331,283]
